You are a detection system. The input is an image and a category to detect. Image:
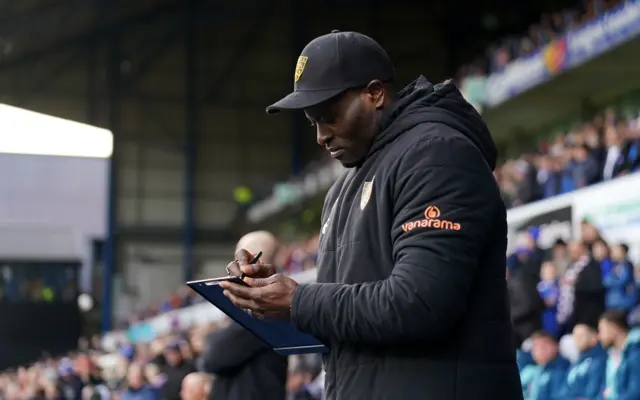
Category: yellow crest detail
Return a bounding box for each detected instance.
[294,56,308,82]
[360,178,374,210]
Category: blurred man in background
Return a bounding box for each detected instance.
[202,231,287,400]
[528,331,570,399]
[598,310,640,399]
[286,356,322,400]
[120,364,159,400]
[179,373,212,400]
[563,324,606,399]
[157,341,195,400]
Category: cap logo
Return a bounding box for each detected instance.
[294,56,308,82]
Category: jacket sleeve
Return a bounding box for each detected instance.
[291,135,498,345]
[201,321,268,375]
[583,357,607,399]
[617,350,640,400]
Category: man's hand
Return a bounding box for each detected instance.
[226,249,277,278]
[219,274,298,320]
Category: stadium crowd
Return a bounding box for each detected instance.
[509,219,640,399]
[457,0,622,108]
[0,318,324,400]
[496,108,640,208]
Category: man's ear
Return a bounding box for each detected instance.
[365,80,385,109]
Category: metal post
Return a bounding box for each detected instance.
[183,1,197,282]
[102,35,121,333]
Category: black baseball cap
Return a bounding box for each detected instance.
[266,30,395,114]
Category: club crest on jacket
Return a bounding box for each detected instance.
[360,177,374,210]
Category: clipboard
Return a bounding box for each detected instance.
[187,277,329,355]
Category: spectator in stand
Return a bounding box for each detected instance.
[120,364,159,400]
[598,310,640,400]
[538,261,561,338]
[581,220,603,251]
[142,364,165,390]
[563,323,607,399]
[58,358,83,400]
[619,121,640,173]
[602,124,627,181]
[593,239,614,279]
[156,342,195,400]
[570,143,601,188]
[557,241,605,335]
[285,356,323,400]
[527,331,570,399]
[508,229,545,278]
[179,373,212,400]
[75,354,106,391]
[508,267,544,347]
[604,244,638,312]
[551,239,571,277]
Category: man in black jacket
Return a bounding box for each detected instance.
[221,31,522,399]
[202,231,287,400]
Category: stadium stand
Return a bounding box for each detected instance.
[2,0,640,399]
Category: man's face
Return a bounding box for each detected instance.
[164,348,182,367]
[572,324,596,353]
[598,319,616,349]
[569,241,585,261]
[552,244,567,260]
[304,82,386,167]
[532,337,558,365]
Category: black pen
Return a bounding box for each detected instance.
[238,251,262,280]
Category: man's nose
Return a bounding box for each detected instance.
[316,126,331,147]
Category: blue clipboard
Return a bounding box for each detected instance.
[187,277,329,355]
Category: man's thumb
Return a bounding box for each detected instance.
[235,248,252,264]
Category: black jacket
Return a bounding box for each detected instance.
[508,271,544,346]
[571,258,606,330]
[291,77,522,399]
[202,322,287,400]
[160,360,195,400]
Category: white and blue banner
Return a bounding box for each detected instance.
[485,0,640,107]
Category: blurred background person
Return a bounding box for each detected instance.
[527,331,570,399]
[557,241,605,335]
[563,323,607,399]
[201,231,287,400]
[155,342,195,400]
[58,359,83,400]
[120,364,159,400]
[508,267,544,348]
[604,244,638,312]
[285,356,323,400]
[538,261,560,339]
[179,373,212,400]
[598,310,640,400]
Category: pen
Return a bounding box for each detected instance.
[239,251,262,280]
[226,251,263,277]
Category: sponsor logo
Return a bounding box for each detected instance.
[543,39,567,73]
[401,205,461,232]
